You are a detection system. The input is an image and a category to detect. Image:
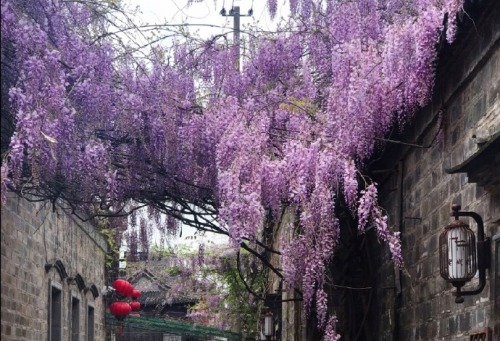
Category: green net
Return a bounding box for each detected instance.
[106,313,242,340]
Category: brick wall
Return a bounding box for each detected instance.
[372,0,500,339]
[1,195,108,341]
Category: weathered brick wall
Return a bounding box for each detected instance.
[372,0,500,339]
[1,195,108,340]
[277,208,307,341]
[264,206,307,340]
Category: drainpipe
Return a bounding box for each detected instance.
[393,160,404,339]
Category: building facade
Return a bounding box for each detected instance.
[264,0,499,340]
[1,195,108,341]
[370,0,500,339]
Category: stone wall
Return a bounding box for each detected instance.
[371,0,500,339]
[1,195,108,341]
[274,207,306,341]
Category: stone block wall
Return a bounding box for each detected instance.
[1,195,108,341]
[372,0,500,339]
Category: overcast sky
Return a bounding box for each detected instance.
[123,0,289,38]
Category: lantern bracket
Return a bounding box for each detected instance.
[449,204,491,303]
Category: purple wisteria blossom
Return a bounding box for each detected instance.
[1,0,465,338]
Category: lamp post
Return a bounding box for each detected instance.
[439,204,491,303]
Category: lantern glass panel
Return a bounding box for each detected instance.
[264,314,273,336]
[439,220,477,282]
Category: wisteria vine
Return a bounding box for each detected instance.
[1,0,465,339]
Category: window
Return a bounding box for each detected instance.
[494,233,500,316]
[469,327,491,341]
[49,282,62,341]
[71,296,80,341]
[87,304,94,341]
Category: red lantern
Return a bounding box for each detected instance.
[126,283,134,297]
[131,289,141,299]
[109,301,132,320]
[112,279,128,296]
[130,301,141,311]
[112,279,133,297]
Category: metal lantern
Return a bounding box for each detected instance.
[439,218,477,282]
[439,204,491,303]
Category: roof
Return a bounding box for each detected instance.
[127,268,198,307]
[128,269,170,291]
[445,130,500,189]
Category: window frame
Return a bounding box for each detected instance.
[48,280,63,341]
[86,302,95,341]
[70,292,81,341]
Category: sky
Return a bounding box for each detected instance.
[123,0,289,39]
[125,0,279,26]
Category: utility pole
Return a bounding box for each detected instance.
[220,5,253,71]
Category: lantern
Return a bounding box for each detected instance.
[263,311,273,338]
[126,283,134,297]
[439,217,477,300]
[130,301,141,311]
[131,289,141,299]
[109,301,131,320]
[439,204,491,303]
[110,301,131,337]
[112,279,133,297]
[112,279,128,296]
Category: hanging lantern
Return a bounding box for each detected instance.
[130,301,141,311]
[112,279,129,296]
[126,283,134,297]
[439,204,491,303]
[109,301,132,320]
[439,218,477,283]
[112,279,133,297]
[131,289,141,299]
[110,301,131,337]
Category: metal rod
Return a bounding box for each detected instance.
[233,6,240,71]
